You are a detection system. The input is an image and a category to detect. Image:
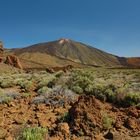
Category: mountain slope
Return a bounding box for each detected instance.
[11,39,122,68]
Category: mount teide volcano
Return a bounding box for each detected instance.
[10,38,140,69]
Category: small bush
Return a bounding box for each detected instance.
[104,89,116,102]
[0,88,4,96]
[47,80,55,88]
[37,75,56,89]
[37,86,52,95]
[0,79,15,88]
[17,127,47,140]
[77,128,84,136]
[123,93,140,106]
[17,80,35,91]
[102,114,114,130]
[59,112,70,122]
[72,86,83,94]
[136,103,140,109]
[22,93,31,98]
[55,71,64,78]
[1,96,13,104]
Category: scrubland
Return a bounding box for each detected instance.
[0,68,140,139]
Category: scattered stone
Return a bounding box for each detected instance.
[128,107,139,118]
[126,118,138,129]
[57,123,70,137]
[0,127,7,139]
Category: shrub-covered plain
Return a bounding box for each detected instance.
[0,68,140,106]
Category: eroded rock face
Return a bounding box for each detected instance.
[5,55,23,69]
[0,41,23,69]
[0,41,4,54]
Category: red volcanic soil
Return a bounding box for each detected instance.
[68,95,140,139]
[127,58,140,67]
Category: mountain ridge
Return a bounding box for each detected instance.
[6,38,140,69]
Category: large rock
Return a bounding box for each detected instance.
[0,41,4,54]
[5,55,23,69]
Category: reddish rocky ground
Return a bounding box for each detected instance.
[0,93,140,140]
[68,95,140,140]
[0,90,71,139]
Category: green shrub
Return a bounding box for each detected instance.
[69,70,94,94]
[123,93,140,106]
[102,114,114,130]
[104,89,116,102]
[59,112,70,122]
[77,128,84,136]
[0,79,15,88]
[37,75,56,89]
[72,86,83,94]
[24,81,35,91]
[22,93,31,98]
[136,103,140,109]
[17,127,47,140]
[55,71,64,78]
[2,96,13,104]
[47,80,55,88]
[0,88,4,96]
[17,80,35,91]
[37,86,52,95]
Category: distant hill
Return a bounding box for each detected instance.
[126,57,140,67]
[7,38,140,69]
[11,39,123,68]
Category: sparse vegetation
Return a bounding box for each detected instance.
[0,68,140,139]
[77,128,84,136]
[22,92,31,98]
[37,86,52,95]
[0,78,15,88]
[17,127,47,140]
[59,112,70,122]
[102,114,114,130]
[68,68,140,106]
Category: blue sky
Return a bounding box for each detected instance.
[0,0,140,57]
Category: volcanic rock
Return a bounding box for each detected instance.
[5,55,23,69]
[57,123,70,136]
[68,95,140,137]
[0,127,7,139]
[0,41,4,54]
[125,118,138,129]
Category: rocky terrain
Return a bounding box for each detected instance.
[0,68,140,140]
[1,93,139,140]
[0,39,140,140]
